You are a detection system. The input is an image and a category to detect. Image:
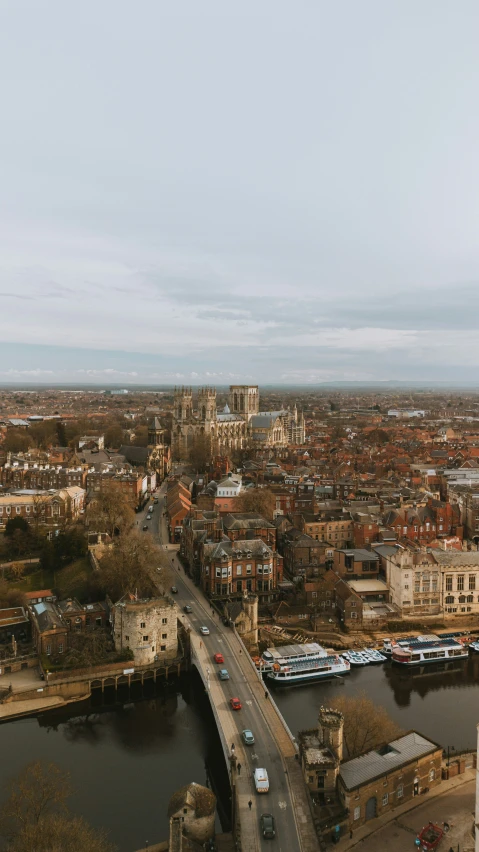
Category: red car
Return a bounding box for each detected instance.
[213,653,224,664]
[230,697,242,711]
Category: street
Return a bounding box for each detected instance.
[141,474,310,852]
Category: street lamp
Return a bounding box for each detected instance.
[444,745,455,767]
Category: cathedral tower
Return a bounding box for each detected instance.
[174,387,193,421]
[197,386,217,423]
[229,385,259,421]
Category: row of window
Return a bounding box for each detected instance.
[445,594,475,604]
[352,770,436,819]
[445,575,475,591]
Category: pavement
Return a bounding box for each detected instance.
[0,694,66,720]
[0,665,43,691]
[150,478,320,852]
[336,769,475,851]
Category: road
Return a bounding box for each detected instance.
[138,473,308,852]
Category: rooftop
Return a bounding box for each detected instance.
[339,731,439,790]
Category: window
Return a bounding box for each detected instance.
[404,585,409,590]
[140,622,145,628]
[467,594,474,603]
[58,643,64,654]
[125,635,129,641]
[246,565,252,575]
[396,785,403,799]
[446,575,453,591]
[457,575,464,591]
[382,793,388,806]
[469,575,476,591]
[353,806,360,821]
[143,635,149,642]
[162,618,167,624]
[429,768,435,782]
[161,645,166,651]
[445,595,454,605]
[46,644,52,655]
[236,565,242,575]
[162,633,167,639]
[16,506,21,514]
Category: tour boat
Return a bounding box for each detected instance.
[391,635,469,666]
[262,643,350,685]
[469,641,479,653]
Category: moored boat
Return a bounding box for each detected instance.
[391,635,469,666]
[263,642,350,685]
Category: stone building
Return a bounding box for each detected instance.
[112,597,178,665]
[338,731,442,829]
[298,707,343,802]
[224,593,258,645]
[171,385,305,459]
[299,708,442,832]
[167,782,216,846]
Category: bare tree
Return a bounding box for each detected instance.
[236,488,276,521]
[328,691,403,759]
[0,760,115,852]
[188,434,212,473]
[86,482,135,538]
[98,529,172,601]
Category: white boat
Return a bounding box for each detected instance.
[262,642,350,685]
[342,651,369,667]
[362,648,387,664]
[391,635,469,666]
[469,641,479,653]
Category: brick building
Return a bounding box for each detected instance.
[0,487,85,531]
[334,549,380,581]
[199,538,282,601]
[301,510,353,548]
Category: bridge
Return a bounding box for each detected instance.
[154,480,320,852]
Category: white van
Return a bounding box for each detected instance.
[254,768,269,793]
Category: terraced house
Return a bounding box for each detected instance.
[199,538,283,602]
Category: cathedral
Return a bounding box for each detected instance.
[171,384,305,459]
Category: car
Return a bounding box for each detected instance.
[154,498,159,504]
[213,653,224,664]
[183,605,192,614]
[200,626,210,635]
[146,515,152,521]
[242,729,255,745]
[142,525,148,531]
[218,669,230,680]
[260,814,275,839]
[170,586,178,594]
[230,697,241,711]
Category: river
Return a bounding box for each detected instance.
[0,656,477,851]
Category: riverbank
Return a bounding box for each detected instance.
[0,691,91,721]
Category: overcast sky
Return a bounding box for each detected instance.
[1,1,479,385]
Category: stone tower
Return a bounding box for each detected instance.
[148,416,164,447]
[167,782,216,846]
[229,385,259,421]
[197,386,217,423]
[318,706,344,762]
[112,597,178,665]
[174,387,193,421]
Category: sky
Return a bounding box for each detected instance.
[1,1,479,385]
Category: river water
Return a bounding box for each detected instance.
[0,657,477,851]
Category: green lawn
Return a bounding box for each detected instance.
[15,557,94,602]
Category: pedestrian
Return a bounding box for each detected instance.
[349,829,353,840]
[264,690,268,699]
[239,649,242,655]
[248,800,252,811]
[237,762,241,775]
[231,743,235,752]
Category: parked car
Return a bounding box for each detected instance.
[242,729,255,745]
[170,586,178,594]
[183,605,193,614]
[213,653,224,664]
[230,697,241,711]
[142,525,148,531]
[218,669,230,680]
[200,626,210,635]
[260,813,275,838]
